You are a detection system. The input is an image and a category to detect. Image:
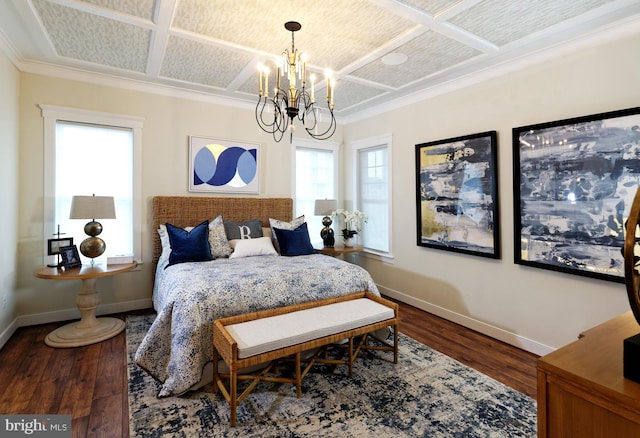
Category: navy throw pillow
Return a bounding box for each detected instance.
[166,220,213,267]
[273,222,315,256]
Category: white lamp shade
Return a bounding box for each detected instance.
[314,199,337,216]
[70,195,116,220]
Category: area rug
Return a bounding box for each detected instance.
[127,314,537,437]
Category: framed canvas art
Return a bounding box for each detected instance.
[188,136,260,194]
[513,106,640,282]
[415,131,500,258]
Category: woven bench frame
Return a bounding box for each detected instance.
[213,291,399,426]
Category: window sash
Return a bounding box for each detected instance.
[293,140,339,245]
[41,105,143,265]
[55,122,134,260]
[353,134,392,257]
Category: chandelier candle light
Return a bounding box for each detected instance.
[256,21,336,143]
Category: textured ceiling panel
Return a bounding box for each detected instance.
[397,0,462,16]
[351,30,481,88]
[173,0,414,71]
[33,0,150,72]
[160,36,254,88]
[333,80,387,111]
[2,0,637,119]
[80,0,156,20]
[449,0,616,46]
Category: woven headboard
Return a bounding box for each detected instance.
[152,196,293,267]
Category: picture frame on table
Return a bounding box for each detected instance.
[415,130,500,259]
[48,237,73,256]
[513,106,640,283]
[188,136,260,194]
[59,245,82,269]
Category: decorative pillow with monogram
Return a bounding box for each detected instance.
[223,220,263,241]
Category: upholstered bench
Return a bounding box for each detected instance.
[213,291,398,426]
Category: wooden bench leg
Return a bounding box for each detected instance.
[230,367,237,427]
[295,352,302,398]
[212,348,219,395]
[348,337,354,378]
[394,324,398,364]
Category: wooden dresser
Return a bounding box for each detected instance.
[537,311,640,437]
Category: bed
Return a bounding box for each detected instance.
[135,196,381,397]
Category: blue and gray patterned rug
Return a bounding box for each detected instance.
[127,314,537,437]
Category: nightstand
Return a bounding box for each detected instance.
[33,262,137,348]
[315,243,364,257]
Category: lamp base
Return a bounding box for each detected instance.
[80,236,106,259]
[320,215,335,248]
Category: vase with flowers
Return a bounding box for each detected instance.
[331,209,368,247]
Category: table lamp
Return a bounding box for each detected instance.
[314,199,337,248]
[70,195,116,263]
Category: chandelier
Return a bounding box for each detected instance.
[256,21,336,143]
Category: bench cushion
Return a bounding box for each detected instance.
[225,298,395,359]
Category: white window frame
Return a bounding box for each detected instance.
[352,133,393,263]
[290,137,340,215]
[40,104,143,264]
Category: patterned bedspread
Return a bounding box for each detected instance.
[134,254,380,397]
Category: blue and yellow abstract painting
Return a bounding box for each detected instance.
[189,137,259,193]
[415,131,499,259]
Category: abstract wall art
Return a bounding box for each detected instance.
[513,106,640,282]
[415,131,500,258]
[188,136,260,194]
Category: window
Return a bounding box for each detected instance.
[353,134,392,257]
[293,139,339,244]
[41,105,143,264]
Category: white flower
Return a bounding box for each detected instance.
[331,209,368,234]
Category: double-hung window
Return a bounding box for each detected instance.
[353,134,392,259]
[41,105,143,265]
[293,139,339,244]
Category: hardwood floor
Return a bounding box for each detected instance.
[0,300,538,437]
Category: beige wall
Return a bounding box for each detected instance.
[343,32,640,353]
[14,75,301,328]
[0,50,20,343]
[3,31,639,355]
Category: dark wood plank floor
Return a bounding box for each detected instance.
[0,300,538,437]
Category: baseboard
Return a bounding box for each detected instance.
[0,318,19,352]
[0,298,152,351]
[379,286,555,357]
[16,298,153,328]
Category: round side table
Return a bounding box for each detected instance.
[33,262,137,348]
[315,244,364,257]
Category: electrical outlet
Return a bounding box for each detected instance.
[1,294,7,310]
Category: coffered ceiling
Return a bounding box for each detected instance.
[1,0,639,121]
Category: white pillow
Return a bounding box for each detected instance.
[229,237,278,259]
